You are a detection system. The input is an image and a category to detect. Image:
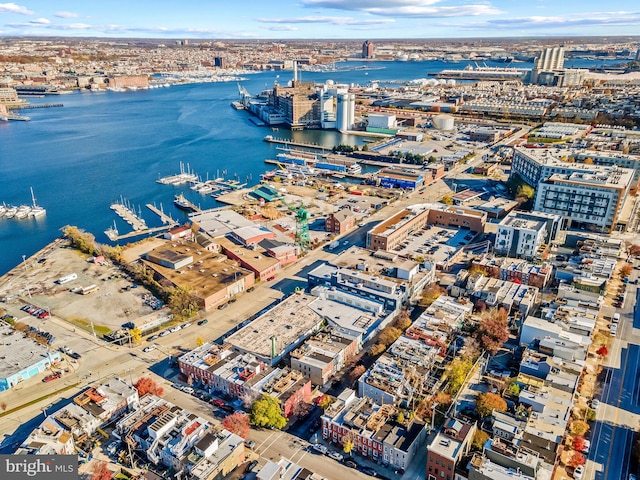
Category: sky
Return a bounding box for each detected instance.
[1,0,640,40]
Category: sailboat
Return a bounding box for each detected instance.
[29,187,46,218]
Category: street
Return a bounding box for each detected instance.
[588,268,640,480]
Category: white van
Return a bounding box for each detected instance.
[613,313,620,323]
[610,324,618,337]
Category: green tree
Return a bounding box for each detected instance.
[250,394,287,430]
[508,383,521,396]
[396,412,405,424]
[446,357,472,395]
[476,392,507,418]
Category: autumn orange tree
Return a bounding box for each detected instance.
[568,451,585,467]
[91,461,112,480]
[475,392,507,418]
[628,244,640,257]
[134,377,164,396]
[348,365,367,385]
[475,307,510,355]
[222,412,250,439]
[620,264,633,279]
[596,346,608,357]
[572,436,586,452]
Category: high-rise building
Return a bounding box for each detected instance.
[532,47,564,84]
[214,56,227,68]
[362,40,375,59]
[535,47,565,71]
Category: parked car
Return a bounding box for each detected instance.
[197,319,209,326]
[169,326,181,333]
[182,387,194,395]
[147,335,159,341]
[217,303,228,310]
[211,399,225,408]
[591,399,600,410]
[246,460,258,472]
[38,311,50,319]
[579,439,591,454]
[574,465,584,479]
[143,344,157,353]
[328,452,344,462]
[181,323,192,329]
[344,460,358,469]
[245,440,256,449]
[69,352,81,360]
[312,444,328,455]
[43,372,61,382]
[159,330,171,337]
[360,467,378,477]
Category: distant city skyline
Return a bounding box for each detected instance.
[1,0,640,40]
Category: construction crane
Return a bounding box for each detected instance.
[237,83,251,107]
[277,194,310,249]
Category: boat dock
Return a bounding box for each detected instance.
[114,225,172,241]
[146,204,176,224]
[157,162,198,185]
[263,135,328,152]
[110,201,147,231]
[14,103,64,109]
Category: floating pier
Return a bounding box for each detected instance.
[146,203,176,224]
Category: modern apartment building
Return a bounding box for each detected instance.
[494,211,562,259]
[511,147,634,231]
[534,167,632,231]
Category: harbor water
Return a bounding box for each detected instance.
[0,58,625,275]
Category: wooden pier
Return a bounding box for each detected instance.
[146,204,176,224]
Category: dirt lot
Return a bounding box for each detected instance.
[0,241,163,334]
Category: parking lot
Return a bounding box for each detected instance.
[389,224,480,264]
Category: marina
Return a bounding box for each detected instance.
[173,193,200,213]
[110,197,147,231]
[156,162,198,185]
[0,188,46,220]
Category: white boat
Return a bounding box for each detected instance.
[15,205,31,219]
[29,187,46,217]
[4,206,17,218]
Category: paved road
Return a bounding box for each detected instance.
[588,267,640,480]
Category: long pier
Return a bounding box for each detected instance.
[14,103,64,109]
[110,203,147,231]
[146,204,175,224]
[115,225,172,241]
[263,135,329,152]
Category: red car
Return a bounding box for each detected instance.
[211,399,225,408]
[38,311,50,319]
[42,372,61,382]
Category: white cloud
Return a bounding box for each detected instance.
[0,2,33,15]
[265,25,299,31]
[258,15,395,26]
[54,11,81,19]
[300,0,501,17]
[30,17,50,25]
[460,11,640,30]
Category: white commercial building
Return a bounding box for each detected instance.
[494,211,562,259]
[533,167,632,231]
